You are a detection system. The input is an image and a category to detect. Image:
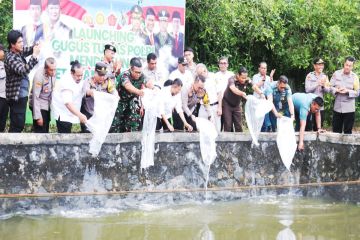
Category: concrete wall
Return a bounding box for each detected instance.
[0,132,359,213]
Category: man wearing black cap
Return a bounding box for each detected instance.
[21,0,44,47]
[171,11,184,57]
[44,0,72,41]
[154,9,174,53]
[110,57,145,133]
[305,57,330,131]
[0,44,8,132]
[145,8,156,46]
[169,56,193,89]
[29,57,56,133]
[102,44,121,82]
[184,47,197,77]
[80,62,118,133]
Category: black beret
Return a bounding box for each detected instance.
[104,44,116,53]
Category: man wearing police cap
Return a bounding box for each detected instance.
[102,44,122,83]
[80,62,118,133]
[154,9,174,53]
[21,0,44,48]
[305,57,330,131]
[125,5,146,44]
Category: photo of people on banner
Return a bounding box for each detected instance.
[13,0,186,79]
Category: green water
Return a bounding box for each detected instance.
[0,197,359,240]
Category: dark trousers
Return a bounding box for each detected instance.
[32,109,51,133]
[332,111,355,134]
[56,117,72,133]
[8,97,28,133]
[222,99,242,132]
[173,111,197,131]
[80,106,92,133]
[260,113,272,132]
[306,110,324,131]
[0,97,9,132]
[156,118,170,131]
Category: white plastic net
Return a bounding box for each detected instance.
[245,95,273,146]
[276,117,297,171]
[196,117,218,166]
[140,89,160,170]
[86,91,119,157]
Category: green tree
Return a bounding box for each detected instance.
[0,0,13,47]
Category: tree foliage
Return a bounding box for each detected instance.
[186,0,360,85]
[0,0,12,48]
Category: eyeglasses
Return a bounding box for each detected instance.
[219,62,228,65]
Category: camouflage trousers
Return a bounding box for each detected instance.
[110,98,142,133]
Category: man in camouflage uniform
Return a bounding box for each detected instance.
[110,57,144,133]
[81,62,118,132]
[29,57,56,133]
[102,44,121,83]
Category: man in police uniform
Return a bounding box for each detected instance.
[29,57,56,133]
[305,57,330,131]
[154,9,174,54]
[102,44,121,82]
[330,56,359,134]
[127,5,146,44]
[110,57,145,133]
[80,62,118,133]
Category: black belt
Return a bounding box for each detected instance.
[209,101,219,106]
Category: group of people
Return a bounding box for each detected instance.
[124,5,185,57]
[0,28,359,151]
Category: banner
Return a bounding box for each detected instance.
[13,0,186,123]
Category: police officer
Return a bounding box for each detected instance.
[330,56,359,134]
[102,44,121,82]
[80,62,118,133]
[126,5,146,44]
[305,58,330,131]
[154,9,174,53]
[110,57,145,133]
[29,57,56,133]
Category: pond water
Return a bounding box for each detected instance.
[0,196,359,240]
